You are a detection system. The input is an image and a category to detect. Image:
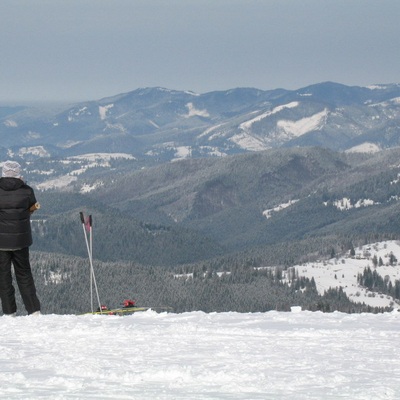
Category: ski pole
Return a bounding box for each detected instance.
[88,215,102,314]
[88,214,93,313]
[88,215,103,314]
[80,212,102,314]
[80,212,94,312]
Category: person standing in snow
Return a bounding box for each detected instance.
[0,161,41,316]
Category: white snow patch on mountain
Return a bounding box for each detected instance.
[326,197,376,211]
[17,146,50,158]
[104,122,127,133]
[80,181,104,193]
[68,156,131,175]
[198,122,228,138]
[295,240,400,309]
[58,140,82,149]
[3,119,17,127]
[199,146,227,157]
[30,169,55,176]
[185,102,210,118]
[36,175,77,190]
[367,84,388,90]
[230,132,268,151]
[263,196,378,219]
[75,106,89,116]
[345,142,381,154]
[369,97,400,108]
[68,107,91,121]
[263,199,299,219]
[239,102,299,132]
[45,271,67,285]
[391,173,400,185]
[277,108,328,137]
[184,90,200,96]
[70,166,92,176]
[148,119,160,129]
[68,153,135,162]
[172,146,191,161]
[99,104,114,120]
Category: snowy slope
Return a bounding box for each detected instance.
[33,152,135,191]
[1,310,400,399]
[295,240,400,309]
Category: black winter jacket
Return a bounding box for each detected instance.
[0,177,37,250]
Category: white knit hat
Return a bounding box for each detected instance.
[2,160,22,178]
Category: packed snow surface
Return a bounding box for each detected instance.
[2,310,400,399]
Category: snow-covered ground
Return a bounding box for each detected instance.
[295,240,400,309]
[2,310,400,399]
[4,240,400,398]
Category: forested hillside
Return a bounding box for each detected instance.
[31,193,223,266]
[25,251,388,316]
[29,147,400,269]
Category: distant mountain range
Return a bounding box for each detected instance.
[2,81,400,268]
[1,82,400,166]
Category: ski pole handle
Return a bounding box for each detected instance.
[80,212,85,224]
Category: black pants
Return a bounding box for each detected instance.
[0,248,41,315]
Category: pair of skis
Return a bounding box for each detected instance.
[80,212,103,314]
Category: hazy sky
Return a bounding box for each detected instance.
[1,0,399,103]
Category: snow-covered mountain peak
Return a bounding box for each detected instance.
[2,81,400,161]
